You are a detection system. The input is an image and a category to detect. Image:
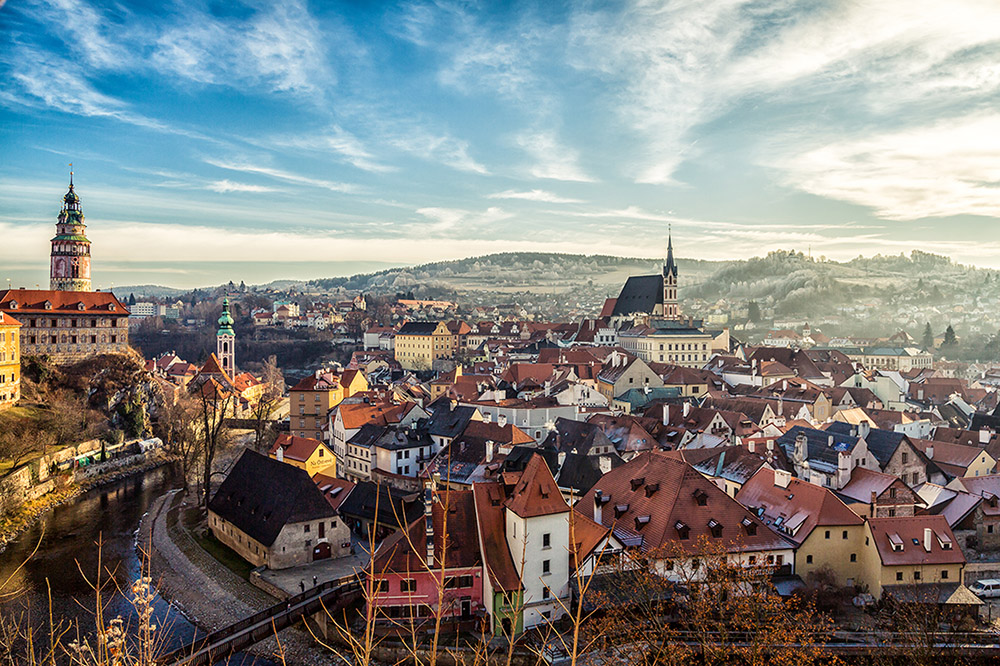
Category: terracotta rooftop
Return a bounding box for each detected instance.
[269,433,328,463]
[0,289,128,315]
[505,453,569,518]
[472,482,522,592]
[867,515,965,567]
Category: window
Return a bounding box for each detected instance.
[304,524,310,533]
[889,488,897,499]
[913,571,921,581]
[542,560,550,575]
[305,540,311,547]
[542,587,550,600]
[942,570,949,579]
[375,579,388,593]
[401,579,417,593]
[842,530,848,539]
[901,452,908,464]
[850,553,857,562]
[542,533,551,549]
[825,530,831,539]
[896,571,903,581]
[806,555,813,564]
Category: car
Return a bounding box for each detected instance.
[969,579,1000,598]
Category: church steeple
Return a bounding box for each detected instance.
[50,168,92,292]
[217,297,236,377]
[662,227,680,321]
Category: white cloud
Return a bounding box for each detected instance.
[270,125,395,173]
[415,206,512,233]
[515,131,593,182]
[36,0,127,69]
[207,180,279,193]
[386,127,488,174]
[486,189,583,204]
[152,0,331,96]
[772,113,1000,221]
[204,159,361,194]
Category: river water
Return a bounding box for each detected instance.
[0,466,273,665]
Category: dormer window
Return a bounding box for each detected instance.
[742,517,757,536]
[110,304,116,311]
[630,477,645,491]
[44,301,52,310]
[675,521,690,540]
[693,489,708,506]
[644,482,660,498]
[634,515,650,530]
[614,504,629,519]
[708,519,723,538]
[8,301,16,310]
[77,303,85,311]
[889,533,904,552]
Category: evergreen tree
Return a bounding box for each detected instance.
[128,292,137,306]
[943,324,957,347]
[747,301,761,323]
[922,322,934,350]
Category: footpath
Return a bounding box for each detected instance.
[140,490,335,666]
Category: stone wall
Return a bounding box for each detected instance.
[0,466,55,514]
[37,439,102,481]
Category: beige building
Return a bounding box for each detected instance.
[394,321,454,371]
[208,450,350,569]
[268,433,338,478]
[0,289,129,364]
[619,321,727,369]
[290,368,368,439]
[838,347,933,372]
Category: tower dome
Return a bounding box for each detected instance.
[50,170,92,292]
[218,297,235,334]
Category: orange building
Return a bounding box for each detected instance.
[290,368,369,439]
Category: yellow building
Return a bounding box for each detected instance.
[0,311,21,409]
[861,515,965,598]
[268,433,338,477]
[394,321,453,371]
[290,368,368,439]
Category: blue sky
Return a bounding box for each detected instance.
[2,0,1000,288]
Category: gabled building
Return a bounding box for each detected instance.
[268,433,338,478]
[826,422,930,487]
[394,321,454,371]
[582,452,794,575]
[837,467,921,518]
[777,425,876,490]
[208,450,349,569]
[863,515,965,598]
[736,468,865,587]
[290,367,369,440]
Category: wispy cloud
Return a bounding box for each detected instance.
[269,125,395,173]
[487,189,583,204]
[515,131,593,182]
[204,159,362,194]
[415,206,512,234]
[771,113,1000,221]
[386,125,488,174]
[207,180,280,194]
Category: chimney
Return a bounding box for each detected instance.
[276,445,284,462]
[683,402,691,418]
[981,428,991,445]
[774,469,792,488]
[923,527,932,553]
[926,445,934,460]
[598,455,612,474]
[424,481,435,566]
[794,433,807,464]
[485,440,494,463]
[858,422,870,439]
[782,380,788,391]
[748,440,755,453]
[828,435,834,447]
[593,490,604,524]
[483,412,492,424]
[557,451,566,467]
[497,414,507,427]
[663,404,670,427]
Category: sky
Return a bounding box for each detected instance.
[2,0,1000,289]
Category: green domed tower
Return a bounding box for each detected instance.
[50,171,92,292]
[217,297,236,376]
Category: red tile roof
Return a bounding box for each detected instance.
[0,289,128,315]
[313,474,355,511]
[473,482,522,592]
[867,515,965,566]
[505,453,569,518]
[269,433,328,463]
[583,451,791,554]
[373,489,481,572]
[736,468,862,546]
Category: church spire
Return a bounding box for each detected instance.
[662,226,680,320]
[663,225,677,279]
[217,297,236,376]
[50,169,92,292]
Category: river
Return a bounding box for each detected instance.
[0,465,273,665]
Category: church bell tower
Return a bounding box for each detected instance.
[50,169,92,292]
[662,229,679,321]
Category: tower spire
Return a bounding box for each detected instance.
[662,226,679,320]
[50,170,92,292]
[217,297,236,376]
[69,163,73,188]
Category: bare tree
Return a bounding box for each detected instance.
[195,381,235,510]
[249,355,284,453]
[152,391,201,488]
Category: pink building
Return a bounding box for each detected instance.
[369,488,484,624]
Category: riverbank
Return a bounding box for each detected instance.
[0,451,176,553]
[140,489,330,666]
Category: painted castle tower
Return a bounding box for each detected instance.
[217,298,236,377]
[50,171,92,292]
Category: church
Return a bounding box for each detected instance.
[602,232,730,368]
[0,173,130,364]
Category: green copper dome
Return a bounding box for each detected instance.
[217,297,235,335]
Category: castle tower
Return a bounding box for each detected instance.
[662,229,679,320]
[50,170,92,292]
[217,298,236,377]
